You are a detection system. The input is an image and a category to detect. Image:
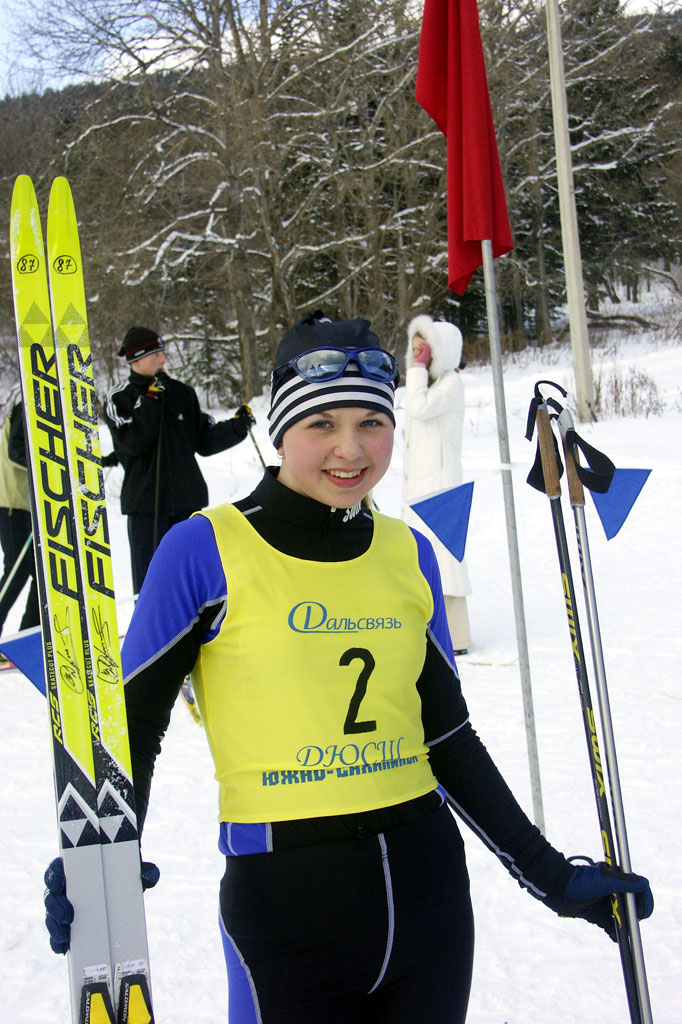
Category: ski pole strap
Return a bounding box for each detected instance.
[525,381,615,496]
[525,383,565,494]
[561,427,615,495]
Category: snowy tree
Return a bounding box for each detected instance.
[481,0,681,339]
[1,0,679,394]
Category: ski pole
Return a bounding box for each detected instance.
[248,425,266,469]
[558,406,654,1024]
[152,391,165,554]
[0,530,33,607]
[240,396,266,469]
[533,392,643,1024]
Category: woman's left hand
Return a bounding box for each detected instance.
[558,859,653,941]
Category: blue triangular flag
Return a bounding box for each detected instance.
[410,482,474,561]
[0,626,45,694]
[589,468,651,540]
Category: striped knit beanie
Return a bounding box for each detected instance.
[267,313,397,449]
[117,326,164,363]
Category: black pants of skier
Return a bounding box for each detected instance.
[218,795,474,1024]
[0,507,39,634]
[127,511,194,593]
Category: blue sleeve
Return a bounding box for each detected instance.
[409,526,456,668]
[122,514,227,681]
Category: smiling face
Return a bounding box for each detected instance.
[277,406,394,508]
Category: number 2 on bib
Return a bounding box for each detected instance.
[340,647,377,734]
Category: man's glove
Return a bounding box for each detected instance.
[101,450,119,468]
[44,857,160,955]
[557,859,653,941]
[144,377,166,401]
[234,403,256,434]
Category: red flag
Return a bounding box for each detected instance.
[416,0,513,294]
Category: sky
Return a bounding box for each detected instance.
[0,4,26,96]
[0,7,14,95]
[0,0,669,99]
[0,2,67,98]
[0,281,680,1022]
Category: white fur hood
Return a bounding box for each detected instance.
[405,314,463,381]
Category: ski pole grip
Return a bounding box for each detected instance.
[536,405,561,498]
[561,434,585,507]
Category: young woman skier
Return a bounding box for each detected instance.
[46,311,652,1023]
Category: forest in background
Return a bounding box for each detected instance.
[0,0,680,404]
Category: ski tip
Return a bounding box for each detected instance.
[48,175,80,257]
[10,174,38,218]
[49,175,74,209]
[9,175,44,266]
[12,173,35,193]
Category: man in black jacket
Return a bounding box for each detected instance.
[105,326,254,593]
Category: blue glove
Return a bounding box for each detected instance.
[44,858,73,955]
[560,859,653,941]
[44,857,160,954]
[141,862,160,891]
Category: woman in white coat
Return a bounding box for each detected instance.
[402,314,471,654]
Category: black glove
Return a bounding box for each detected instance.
[233,401,254,430]
[44,856,160,954]
[101,450,119,468]
[144,377,165,401]
[556,859,653,941]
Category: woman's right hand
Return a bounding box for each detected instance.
[44,858,73,954]
[44,856,160,954]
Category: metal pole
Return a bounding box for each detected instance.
[558,408,653,1024]
[545,0,596,422]
[248,426,267,469]
[481,239,545,833]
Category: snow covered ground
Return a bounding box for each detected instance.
[1,298,681,1022]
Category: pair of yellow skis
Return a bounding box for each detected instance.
[10,175,154,1024]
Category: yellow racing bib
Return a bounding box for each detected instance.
[192,504,437,822]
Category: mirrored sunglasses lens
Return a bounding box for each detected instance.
[294,349,347,380]
[357,349,397,380]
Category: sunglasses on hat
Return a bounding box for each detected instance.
[277,347,399,385]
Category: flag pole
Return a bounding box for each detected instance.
[481,239,545,833]
[545,0,596,423]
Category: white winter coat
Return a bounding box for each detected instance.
[402,315,471,597]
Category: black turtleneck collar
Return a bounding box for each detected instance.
[128,368,169,389]
[233,466,374,561]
